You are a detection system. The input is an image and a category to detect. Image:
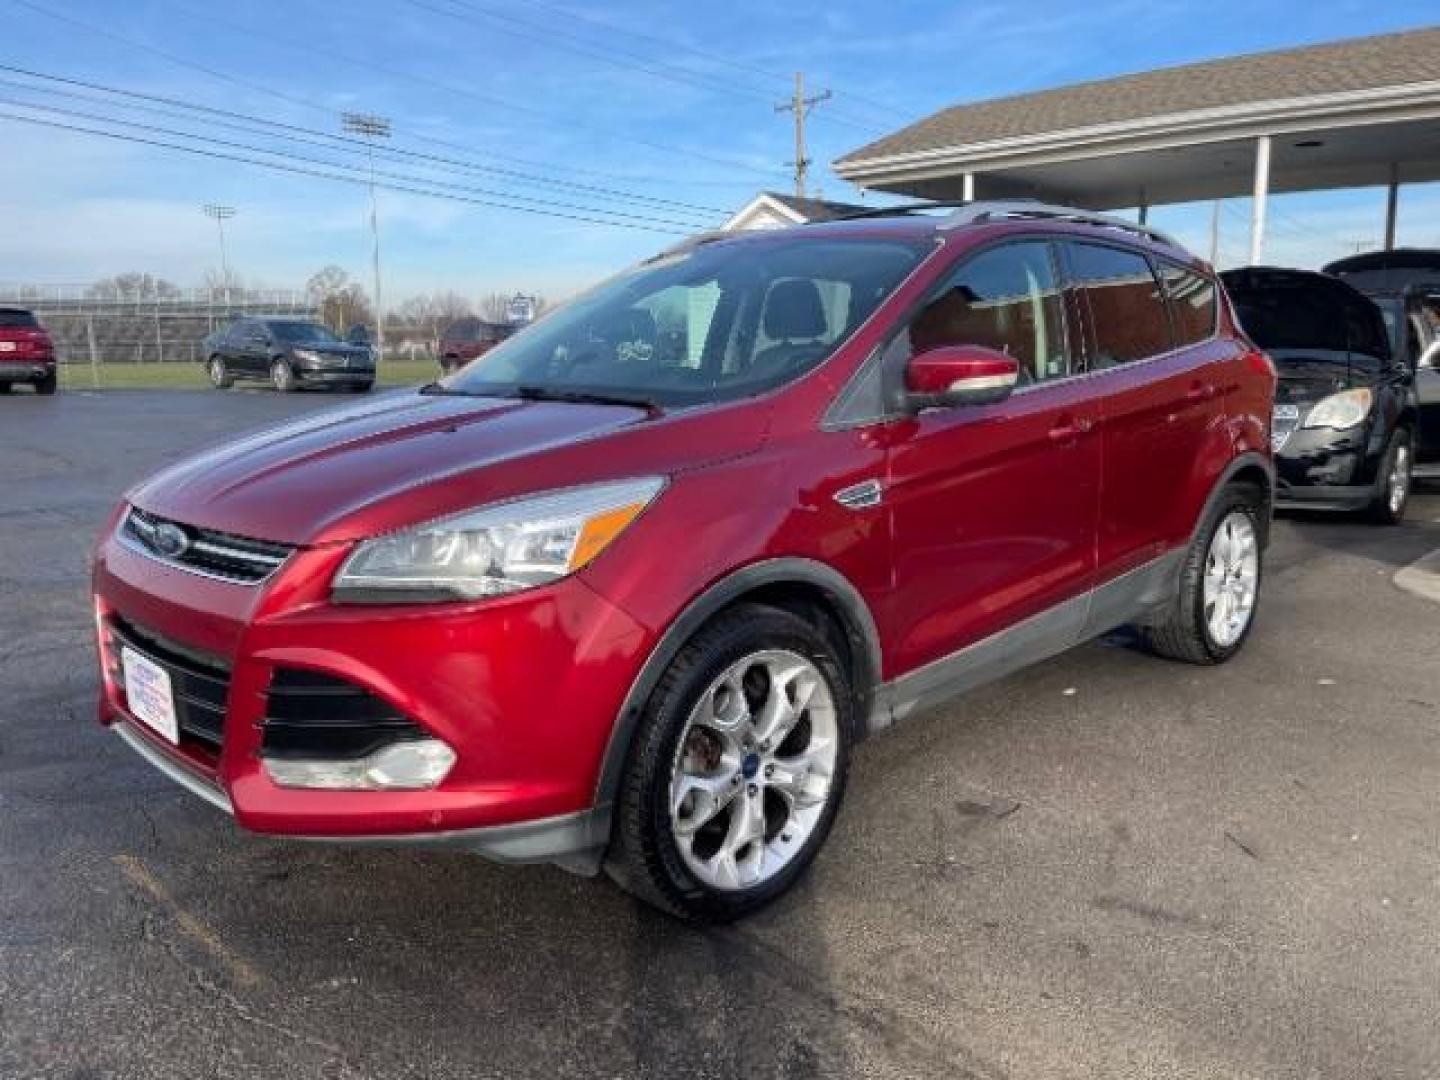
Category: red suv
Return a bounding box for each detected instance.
[0,307,57,394]
[93,203,1274,921]
[438,318,515,373]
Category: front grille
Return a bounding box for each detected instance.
[108,617,231,757]
[122,507,293,584]
[263,669,427,760]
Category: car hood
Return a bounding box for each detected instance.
[129,390,766,546]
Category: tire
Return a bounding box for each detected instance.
[208,356,233,389]
[270,359,296,393]
[1143,482,1264,665]
[347,381,374,393]
[607,603,854,922]
[1366,429,1412,525]
[34,373,57,395]
[0,382,12,394]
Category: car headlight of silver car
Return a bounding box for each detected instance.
[332,477,666,602]
[1302,388,1372,431]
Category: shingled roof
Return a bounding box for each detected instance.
[838,26,1440,166]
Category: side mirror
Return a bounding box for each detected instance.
[904,345,1020,410]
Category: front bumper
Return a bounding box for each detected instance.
[1273,423,1385,511]
[94,522,652,868]
[295,368,373,385]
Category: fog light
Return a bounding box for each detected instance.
[263,738,457,790]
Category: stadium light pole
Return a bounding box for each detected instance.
[341,112,390,365]
[202,204,236,307]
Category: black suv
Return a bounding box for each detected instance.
[1222,267,1415,523]
[203,319,375,393]
[1323,249,1440,477]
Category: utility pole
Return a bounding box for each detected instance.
[202,204,236,307]
[342,112,391,365]
[775,72,830,199]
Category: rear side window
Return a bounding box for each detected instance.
[1066,243,1171,367]
[1158,262,1217,345]
[909,240,1071,384]
[0,309,38,328]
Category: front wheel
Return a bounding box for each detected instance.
[1367,429,1412,525]
[607,604,853,922]
[270,359,296,393]
[208,356,233,389]
[1143,483,1264,665]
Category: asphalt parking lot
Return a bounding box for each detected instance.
[3,388,1439,1079]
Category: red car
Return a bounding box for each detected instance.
[438,318,515,374]
[93,203,1275,921]
[0,307,57,394]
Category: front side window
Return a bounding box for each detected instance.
[1158,262,1217,346]
[443,236,929,408]
[0,309,38,328]
[907,241,1069,385]
[271,322,340,344]
[1066,243,1171,367]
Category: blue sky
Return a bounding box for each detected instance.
[0,0,1436,306]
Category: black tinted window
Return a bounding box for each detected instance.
[910,241,1070,384]
[1158,262,1217,345]
[1067,243,1171,366]
[0,309,38,328]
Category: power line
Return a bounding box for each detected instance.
[0,65,731,215]
[509,0,911,123]
[408,0,888,135]
[136,0,788,178]
[0,94,715,229]
[0,106,696,235]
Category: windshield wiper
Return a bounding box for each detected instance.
[513,385,663,415]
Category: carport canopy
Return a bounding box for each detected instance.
[833,27,1440,263]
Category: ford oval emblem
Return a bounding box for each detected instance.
[152,522,191,558]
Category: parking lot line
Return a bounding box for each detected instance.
[1394,546,1440,603]
[113,853,262,989]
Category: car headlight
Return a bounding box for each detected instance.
[1302,388,1372,431]
[293,348,321,363]
[332,477,666,602]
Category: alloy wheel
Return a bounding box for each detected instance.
[669,649,838,892]
[1202,511,1259,648]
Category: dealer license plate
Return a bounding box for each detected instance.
[121,647,179,744]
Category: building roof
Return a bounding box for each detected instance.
[837,26,1440,167]
[723,191,869,230]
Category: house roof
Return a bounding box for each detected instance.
[837,26,1440,167]
[724,191,869,230]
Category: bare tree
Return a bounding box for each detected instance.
[478,291,510,323]
[86,272,182,301]
[306,266,374,334]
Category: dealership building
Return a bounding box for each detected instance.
[834,27,1440,263]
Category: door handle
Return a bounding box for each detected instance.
[1048,416,1093,442]
[1186,381,1216,401]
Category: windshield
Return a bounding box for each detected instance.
[443,236,930,408]
[271,322,341,344]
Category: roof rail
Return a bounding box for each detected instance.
[833,198,1180,248]
[941,200,1180,248]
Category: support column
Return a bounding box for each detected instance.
[1250,135,1271,265]
[1384,163,1399,250]
[962,172,975,202]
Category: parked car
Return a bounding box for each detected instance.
[1222,267,1416,523]
[438,318,514,373]
[0,307,57,395]
[95,203,1274,921]
[1323,249,1440,476]
[203,318,375,393]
